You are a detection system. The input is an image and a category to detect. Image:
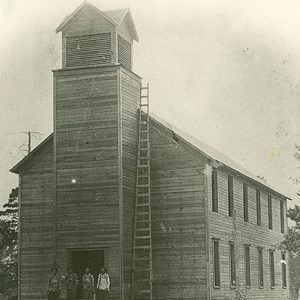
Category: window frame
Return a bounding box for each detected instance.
[268,195,273,230]
[269,250,275,289]
[213,238,221,288]
[244,245,251,287]
[212,168,218,212]
[281,252,287,289]
[280,201,285,234]
[243,183,249,222]
[229,241,236,287]
[257,247,264,288]
[228,175,234,217]
[256,189,261,226]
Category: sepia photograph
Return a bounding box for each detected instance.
[0,0,300,299]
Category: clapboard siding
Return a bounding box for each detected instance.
[120,68,141,299]
[54,65,121,300]
[150,120,208,300]
[19,148,54,300]
[207,167,290,300]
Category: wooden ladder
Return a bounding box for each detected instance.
[131,83,153,300]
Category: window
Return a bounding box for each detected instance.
[229,242,236,287]
[268,195,273,230]
[256,190,261,226]
[228,175,234,217]
[243,183,249,222]
[212,168,218,212]
[280,201,285,233]
[281,253,287,288]
[269,250,275,288]
[245,245,251,287]
[257,248,264,288]
[213,239,221,287]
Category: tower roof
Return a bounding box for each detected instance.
[56,1,139,41]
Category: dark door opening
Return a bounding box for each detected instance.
[70,250,105,299]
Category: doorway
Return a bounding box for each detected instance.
[70,249,105,298]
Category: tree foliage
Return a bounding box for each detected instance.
[279,145,300,255]
[0,187,19,295]
[279,205,300,255]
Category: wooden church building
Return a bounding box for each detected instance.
[11,2,291,300]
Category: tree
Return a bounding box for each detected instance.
[0,188,19,297]
[279,145,300,255]
[279,205,300,255]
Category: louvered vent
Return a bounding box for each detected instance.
[66,33,112,68]
[118,35,132,70]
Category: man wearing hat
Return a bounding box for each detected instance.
[47,267,61,300]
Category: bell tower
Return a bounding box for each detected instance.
[53,2,141,300]
[56,1,138,70]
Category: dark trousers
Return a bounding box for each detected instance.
[67,289,76,300]
[48,291,59,300]
[83,289,94,300]
[96,290,109,300]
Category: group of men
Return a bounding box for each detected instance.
[47,266,110,300]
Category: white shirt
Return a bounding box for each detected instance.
[97,273,110,291]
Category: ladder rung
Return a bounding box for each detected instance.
[137,184,150,187]
[135,290,151,294]
[135,228,150,231]
[134,257,151,261]
[136,212,150,216]
[134,246,151,249]
[134,278,152,282]
[135,235,151,239]
[136,196,150,200]
[140,104,149,107]
[140,95,148,98]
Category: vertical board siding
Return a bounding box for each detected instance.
[66,33,112,68]
[150,121,208,300]
[19,149,54,300]
[208,168,290,300]
[120,68,140,299]
[54,66,121,300]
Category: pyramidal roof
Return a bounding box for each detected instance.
[56,1,139,41]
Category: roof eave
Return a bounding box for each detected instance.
[150,115,291,201]
[10,133,53,174]
[56,0,117,33]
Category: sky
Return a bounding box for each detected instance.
[0,0,299,207]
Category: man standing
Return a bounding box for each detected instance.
[47,267,61,300]
[96,267,110,300]
[65,267,78,300]
[82,267,94,300]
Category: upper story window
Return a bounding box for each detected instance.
[228,175,234,217]
[280,201,285,233]
[243,183,249,222]
[268,195,273,230]
[256,189,261,226]
[212,168,218,212]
